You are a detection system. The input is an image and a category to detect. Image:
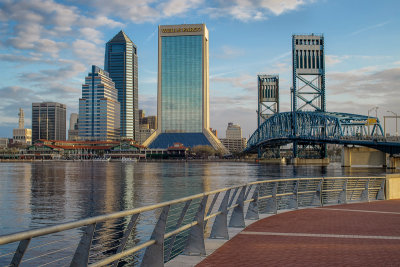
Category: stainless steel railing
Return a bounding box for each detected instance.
[0,176,386,267]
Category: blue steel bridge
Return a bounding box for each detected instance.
[245,111,400,155]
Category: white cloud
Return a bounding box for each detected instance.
[72,40,104,66]
[79,28,104,45]
[215,45,244,59]
[159,0,203,17]
[203,0,313,21]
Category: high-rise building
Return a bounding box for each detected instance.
[32,102,66,141]
[220,122,247,153]
[144,24,224,151]
[105,30,138,141]
[78,65,120,141]
[68,113,79,141]
[13,108,32,145]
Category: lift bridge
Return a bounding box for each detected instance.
[247,34,400,158]
[245,111,400,156]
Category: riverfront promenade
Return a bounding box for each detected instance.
[197,200,400,266]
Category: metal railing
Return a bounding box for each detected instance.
[0,176,386,267]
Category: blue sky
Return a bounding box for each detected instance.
[0,0,399,139]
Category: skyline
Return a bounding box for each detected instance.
[1,0,400,139]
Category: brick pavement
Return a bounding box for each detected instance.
[197,200,400,267]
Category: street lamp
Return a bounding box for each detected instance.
[367,106,378,137]
[387,110,398,137]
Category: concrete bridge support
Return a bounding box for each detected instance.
[342,146,387,167]
[386,156,400,169]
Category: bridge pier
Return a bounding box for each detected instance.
[386,156,400,169]
[342,146,388,167]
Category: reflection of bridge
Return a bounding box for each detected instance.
[245,111,400,155]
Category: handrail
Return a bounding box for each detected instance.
[0,176,386,267]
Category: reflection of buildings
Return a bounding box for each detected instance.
[32,102,66,142]
[220,122,247,153]
[68,113,79,141]
[30,162,66,223]
[105,31,139,141]
[78,65,120,141]
[13,108,32,145]
[144,24,224,151]
[138,110,157,144]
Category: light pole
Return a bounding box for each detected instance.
[387,110,398,137]
[367,106,378,137]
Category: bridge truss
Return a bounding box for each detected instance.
[244,111,400,156]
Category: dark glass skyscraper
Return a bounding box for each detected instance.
[105,31,138,140]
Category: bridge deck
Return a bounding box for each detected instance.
[197,200,400,266]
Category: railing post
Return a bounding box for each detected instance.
[361,179,370,202]
[164,200,192,261]
[229,186,246,228]
[338,179,347,204]
[266,182,278,214]
[288,180,298,209]
[228,188,239,207]
[70,223,96,267]
[184,196,208,256]
[10,238,31,267]
[245,185,259,220]
[210,190,230,239]
[311,180,322,206]
[376,179,385,200]
[141,206,170,267]
[112,214,140,267]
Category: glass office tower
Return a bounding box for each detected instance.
[105,31,138,141]
[146,24,224,150]
[78,65,120,141]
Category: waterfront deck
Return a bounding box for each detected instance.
[196,200,400,266]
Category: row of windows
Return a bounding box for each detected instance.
[260,86,278,99]
[295,50,324,69]
[295,39,323,46]
[259,77,277,82]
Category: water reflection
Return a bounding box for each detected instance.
[0,161,394,265]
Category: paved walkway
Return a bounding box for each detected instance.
[197,200,400,267]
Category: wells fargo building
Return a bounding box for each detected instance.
[145,24,223,150]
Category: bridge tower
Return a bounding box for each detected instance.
[292,34,326,158]
[257,74,279,158]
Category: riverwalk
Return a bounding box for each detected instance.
[195,200,400,266]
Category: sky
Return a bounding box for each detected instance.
[0,0,399,139]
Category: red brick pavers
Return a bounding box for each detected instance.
[197,200,400,267]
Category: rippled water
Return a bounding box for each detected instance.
[0,161,391,265]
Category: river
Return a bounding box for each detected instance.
[0,161,392,265]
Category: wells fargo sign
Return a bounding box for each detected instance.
[161,27,201,33]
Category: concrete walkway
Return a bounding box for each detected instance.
[196,200,400,267]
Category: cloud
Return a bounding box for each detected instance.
[215,45,244,59]
[79,28,104,45]
[72,40,104,66]
[212,74,255,92]
[1,0,122,59]
[203,0,314,21]
[349,21,390,36]
[159,0,203,17]
[327,67,400,112]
